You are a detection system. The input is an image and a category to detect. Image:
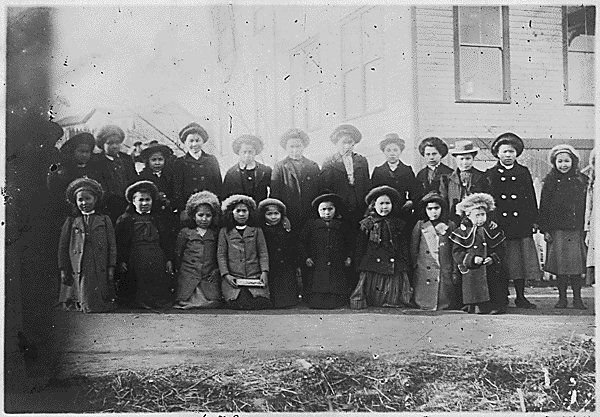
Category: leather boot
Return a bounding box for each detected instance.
[554,275,568,309]
[571,275,588,310]
[514,279,536,309]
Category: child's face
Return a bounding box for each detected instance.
[374,195,392,216]
[383,144,402,164]
[555,152,573,174]
[424,146,442,167]
[75,190,97,213]
[336,135,355,156]
[103,137,122,156]
[185,133,204,154]
[318,201,336,221]
[148,152,165,172]
[195,204,213,229]
[233,203,249,225]
[467,207,487,227]
[133,192,153,214]
[238,143,257,166]
[264,205,282,226]
[426,202,442,221]
[73,144,93,165]
[455,154,474,171]
[285,138,305,160]
[498,144,517,166]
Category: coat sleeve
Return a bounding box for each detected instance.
[585,183,593,232]
[256,228,270,273]
[217,228,229,276]
[537,180,552,233]
[264,165,273,198]
[371,166,384,188]
[105,215,117,268]
[342,222,354,260]
[210,156,223,199]
[362,156,372,194]
[270,163,284,200]
[58,217,72,271]
[524,167,539,226]
[115,214,132,265]
[407,167,424,203]
[451,235,469,274]
[318,159,335,193]
[174,229,187,270]
[354,228,368,270]
[410,221,422,268]
[171,158,184,212]
[298,221,311,262]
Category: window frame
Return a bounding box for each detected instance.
[453,6,511,104]
[562,5,595,106]
[289,36,323,133]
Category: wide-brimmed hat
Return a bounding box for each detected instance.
[365,185,401,207]
[312,192,343,208]
[185,190,221,227]
[140,143,173,161]
[491,132,525,158]
[450,140,479,156]
[179,122,209,143]
[280,128,310,149]
[379,133,405,152]
[418,137,449,158]
[221,194,257,213]
[95,125,125,149]
[455,193,495,216]
[549,144,580,166]
[258,198,287,216]
[125,180,160,203]
[418,191,448,212]
[60,132,95,156]
[66,177,104,204]
[232,134,264,155]
[330,124,362,145]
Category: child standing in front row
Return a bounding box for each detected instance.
[539,145,589,309]
[173,191,223,309]
[218,194,271,310]
[57,178,116,313]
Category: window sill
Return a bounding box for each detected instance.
[564,102,595,107]
[455,99,511,104]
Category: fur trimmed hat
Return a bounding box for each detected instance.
[140,143,173,161]
[221,194,257,213]
[418,136,449,158]
[280,128,310,149]
[125,180,160,204]
[95,125,125,149]
[179,122,209,143]
[549,144,580,166]
[185,190,220,226]
[379,133,405,152]
[491,132,525,158]
[312,192,343,208]
[365,185,401,207]
[455,192,496,216]
[60,132,96,156]
[258,198,287,216]
[330,124,362,145]
[66,177,104,204]
[450,140,479,156]
[232,134,264,155]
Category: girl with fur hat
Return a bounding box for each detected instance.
[583,149,596,286]
[173,191,223,309]
[57,178,116,313]
[217,194,271,309]
[350,186,413,309]
[416,136,453,195]
[449,193,508,314]
[299,192,353,309]
[115,181,174,310]
[223,134,272,204]
[484,132,540,309]
[258,198,300,308]
[411,192,458,311]
[539,144,589,309]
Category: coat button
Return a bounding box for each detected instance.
[474,246,478,249]
[390,258,395,262]
[327,261,331,266]
[498,169,504,173]
[193,177,197,181]
[376,258,381,262]
[513,212,518,216]
[306,176,311,180]
[511,194,517,199]
[201,176,205,180]
[483,242,487,246]
[501,177,506,181]
[501,194,506,199]
[426,266,431,270]
[425,250,430,254]
[511,176,516,181]
[503,212,508,217]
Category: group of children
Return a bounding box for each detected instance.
[51,122,595,313]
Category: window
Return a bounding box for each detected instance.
[563,6,595,105]
[341,7,385,119]
[290,39,322,131]
[454,6,510,103]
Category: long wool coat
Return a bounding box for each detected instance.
[411,220,457,310]
[223,162,272,203]
[262,222,300,307]
[270,156,321,233]
[538,170,588,233]
[171,152,222,212]
[299,218,353,296]
[416,163,454,196]
[439,168,488,225]
[355,216,410,275]
[217,226,270,301]
[371,162,424,211]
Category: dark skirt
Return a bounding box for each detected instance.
[504,237,542,281]
[226,288,271,310]
[350,271,412,310]
[130,242,173,309]
[545,229,587,275]
[307,293,347,309]
[269,267,299,309]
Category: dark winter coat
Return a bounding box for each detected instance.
[439,167,488,225]
[171,152,222,212]
[416,163,453,196]
[371,162,424,210]
[222,162,272,203]
[355,215,409,275]
[538,169,588,233]
[262,222,300,307]
[484,162,538,239]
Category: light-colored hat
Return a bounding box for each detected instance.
[96,125,125,149]
[66,177,104,204]
[221,194,257,213]
[549,144,580,166]
[280,128,310,149]
[379,133,405,152]
[455,193,496,216]
[450,140,479,156]
[179,122,209,143]
[185,190,220,227]
[232,134,264,155]
[330,124,362,145]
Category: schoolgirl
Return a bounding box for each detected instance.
[299,192,353,309]
[138,143,174,203]
[350,186,413,309]
[173,191,223,309]
[258,198,300,308]
[485,132,539,309]
[57,178,116,313]
[449,193,508,315]
[539,145,589,309]
[415,136,453,195]
[217,194,271,310]
[411,192,457,311]
[115,181,174,310]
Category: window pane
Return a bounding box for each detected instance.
[365,58,384,112]
[344,68,362,118]
[460,7,482,44]
[586,6,595,35]
[306,85,321,131]
[481,7,501,46]
[568,51,595,103]
[305,42,321,87]
[342,17,361,69]
[292,92,305,129]
[460,46,503,100]
[363,7,383,62]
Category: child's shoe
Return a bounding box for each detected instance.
[554,298,568,309]
[515,297,537,309]
[572,298,588,310]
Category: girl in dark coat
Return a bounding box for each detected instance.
[539,144,589,309]
[258,198,299,308]
[411,192,458,311]
[115,181,174,310]
[173,191,223,309]
[350,186,413,309]
[415,137,453,195]
[299,193,353,309]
